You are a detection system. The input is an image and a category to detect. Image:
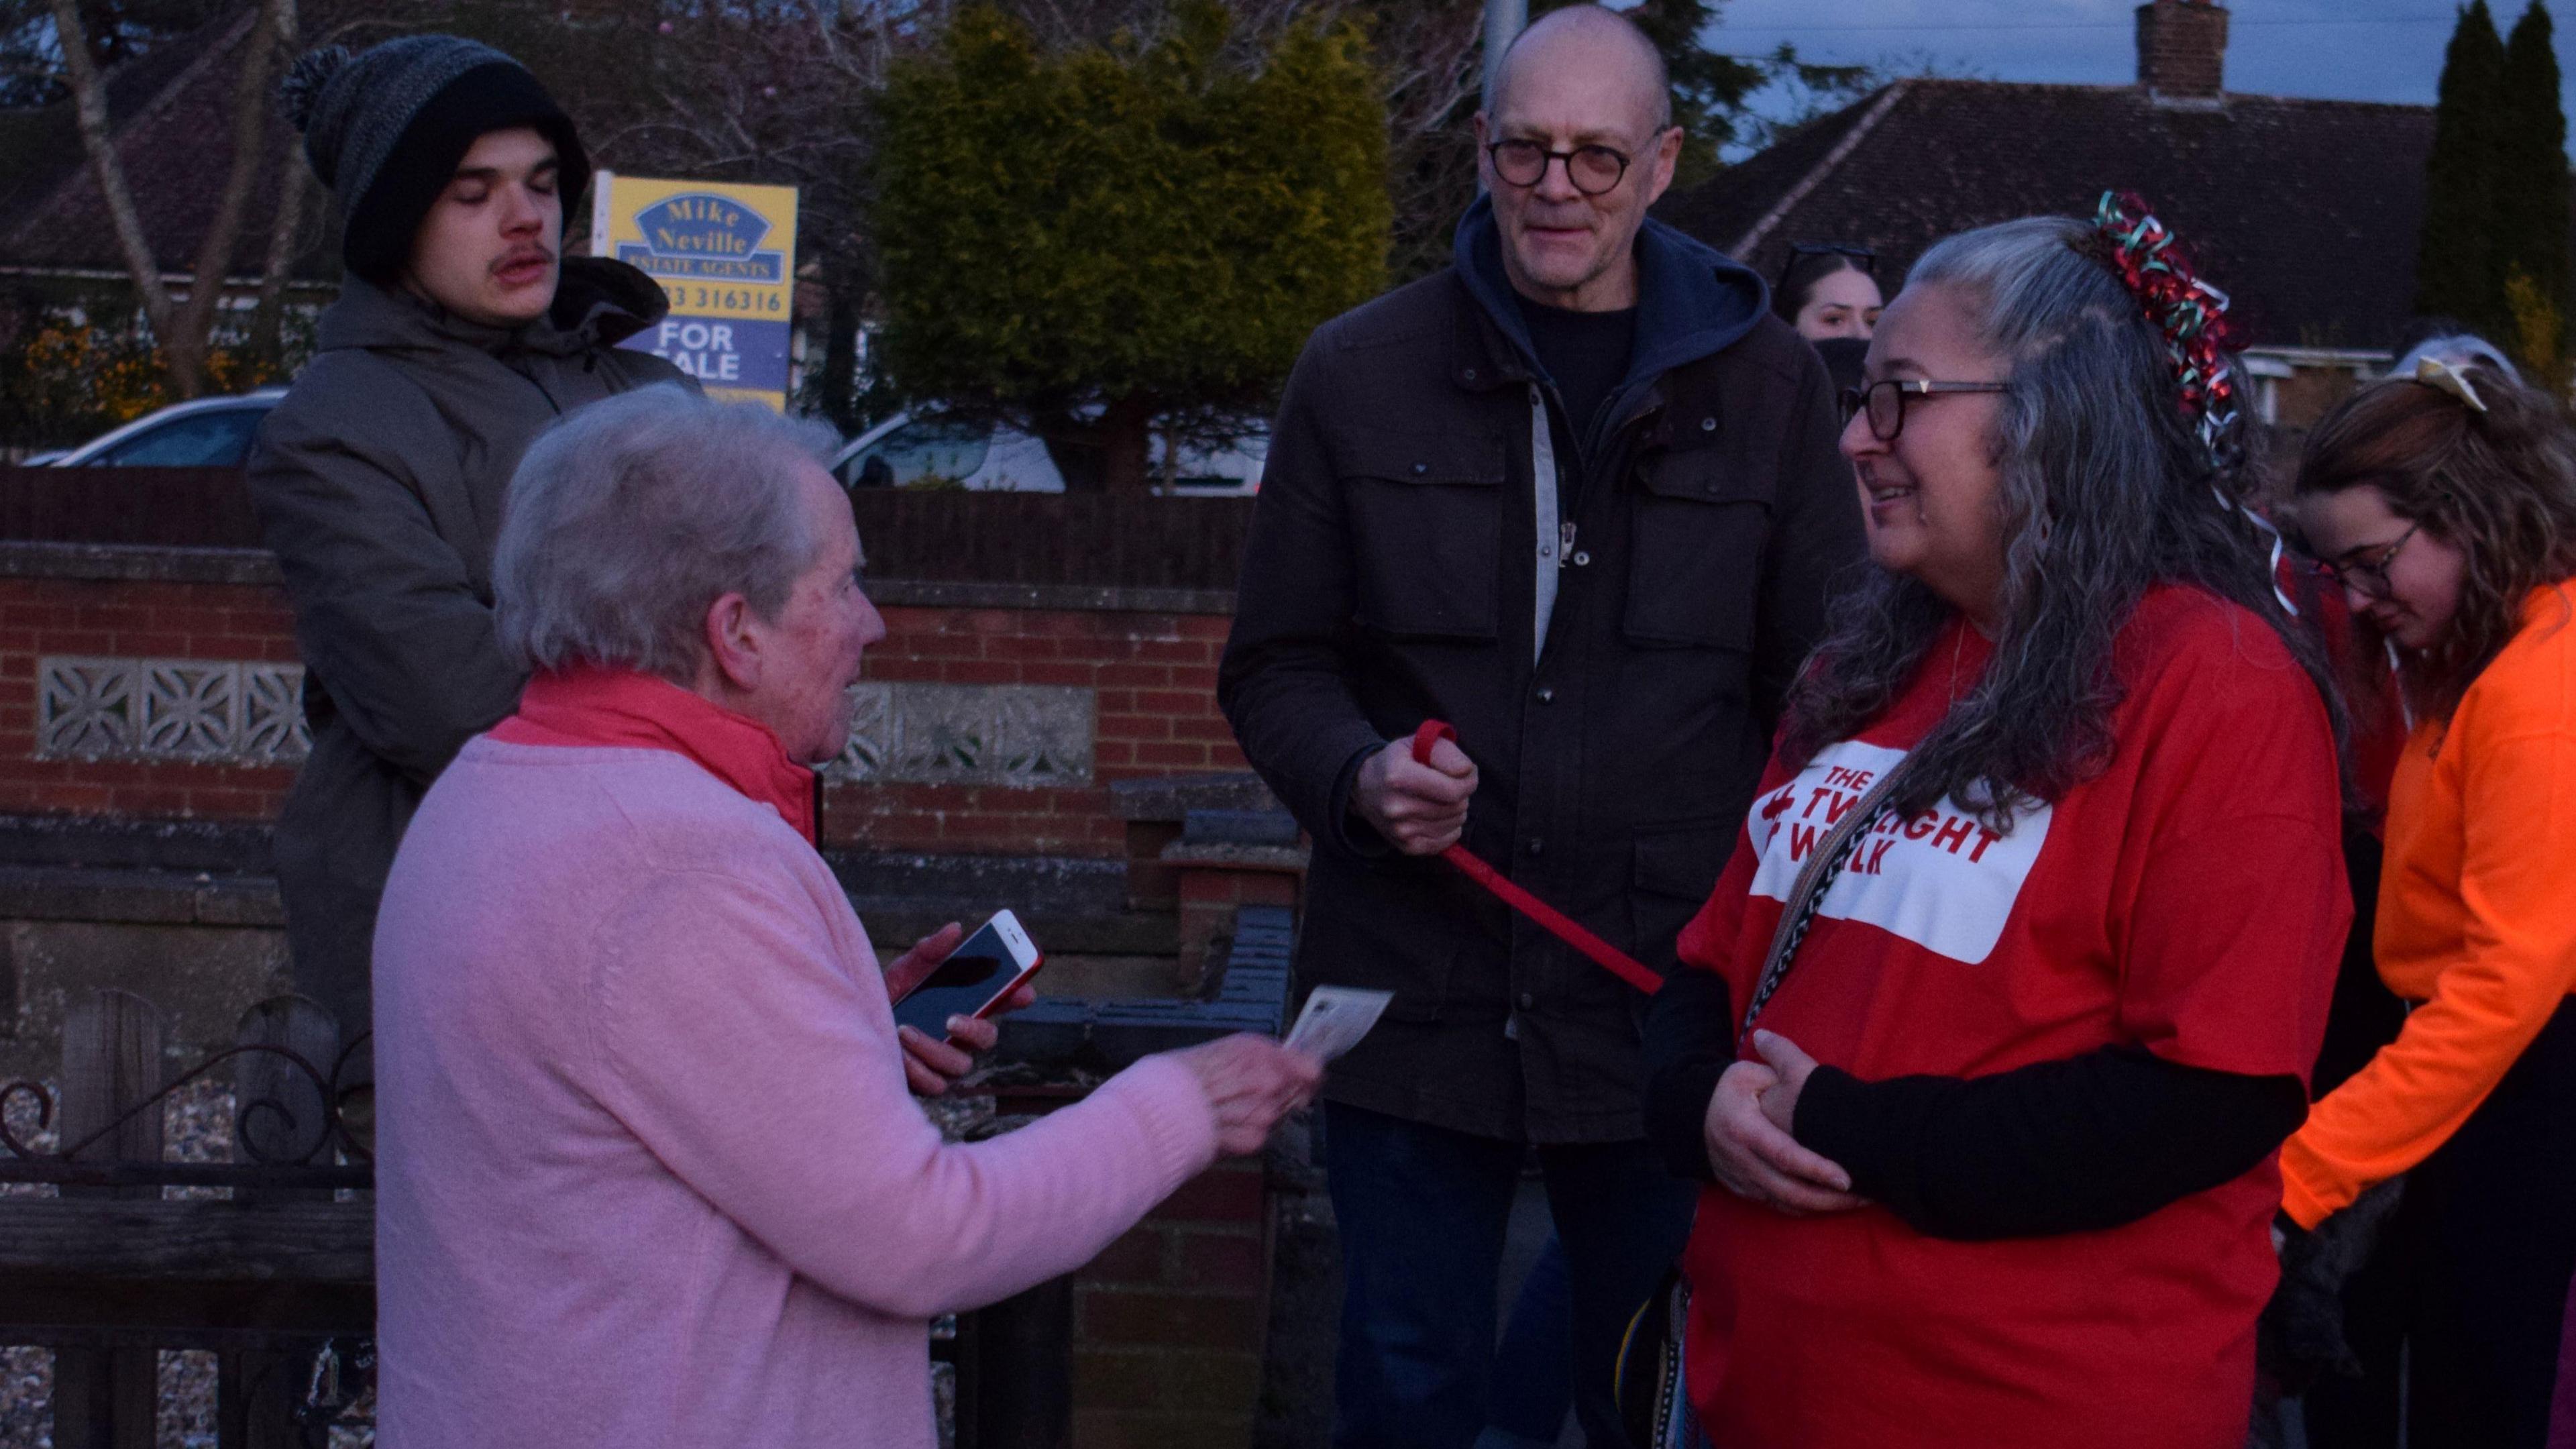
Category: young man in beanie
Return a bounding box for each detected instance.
[246,36,689,1045]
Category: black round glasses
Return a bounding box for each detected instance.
[1485,138,1634,197]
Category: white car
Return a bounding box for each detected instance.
[831,411,1265,494]
[35,389,287,468]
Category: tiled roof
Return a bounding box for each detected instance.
[0,11,327,281]
[1658,78,2439,353]
[0,18,229,218]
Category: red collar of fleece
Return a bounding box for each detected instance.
[490,666,816,843]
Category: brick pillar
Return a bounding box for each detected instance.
[1072,1159,1273,1447]
[2135,0,2227,99]
[1169,847,1304,993]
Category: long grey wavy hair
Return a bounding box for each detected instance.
[1778,215,2346,828]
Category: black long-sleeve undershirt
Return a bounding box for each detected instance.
[1641,969,2310,1241]
[1642,967,1741,1183]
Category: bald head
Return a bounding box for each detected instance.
[1485,5,1672,138]
[1474,3,1682,311]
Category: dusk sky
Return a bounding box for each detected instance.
[1711,1,2576,157]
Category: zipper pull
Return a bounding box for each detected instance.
[1558,521,1577,568]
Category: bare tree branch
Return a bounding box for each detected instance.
[45,0,301,399]
[247,0,308,365]
[47,0,178,339]
[164,0,294,396]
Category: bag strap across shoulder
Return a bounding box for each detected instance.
[1737,756,1919,1046]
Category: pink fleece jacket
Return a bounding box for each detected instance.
[371,737,1221,1448]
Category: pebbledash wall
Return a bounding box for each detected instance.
[0,542,1247,849]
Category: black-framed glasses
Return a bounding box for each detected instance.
[1787,242,1878,277]
[1486,138,1634,196]
[1838,379,2010,441]
[2313,521,2422,600]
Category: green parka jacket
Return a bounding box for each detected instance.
[246,258,693,1035]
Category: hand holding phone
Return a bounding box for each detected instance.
[893,908,1045,1045]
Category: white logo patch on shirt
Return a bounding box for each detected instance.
[1746,739,2051,965]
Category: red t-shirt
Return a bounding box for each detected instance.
[1676,587,2347,1449]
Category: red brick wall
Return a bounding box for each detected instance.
[1071,1158,1271,1447]
[0,575,301,817]
[824,605,1244,856]
[0,570,1246,855]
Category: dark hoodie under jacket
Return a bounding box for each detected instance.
[1219,199,1866,1143]
[246,257,694,1037]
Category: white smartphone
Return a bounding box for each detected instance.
[892,908,1044,1042]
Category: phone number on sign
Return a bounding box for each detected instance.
[668,285,787,316]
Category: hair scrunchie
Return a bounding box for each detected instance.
[2091,190,2241,462]
[2090,191,2300,612]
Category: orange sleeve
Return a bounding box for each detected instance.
[2279,709,2576,1228]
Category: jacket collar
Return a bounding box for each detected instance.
[489,665,816,842]
[1448,194,1770,426]
[315,256,670,362]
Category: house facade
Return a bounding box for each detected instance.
[1658,0,2436,437]
[0,11,334,325]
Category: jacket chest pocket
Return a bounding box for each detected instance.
[1623,437,1774,649]
[1342,435,1507,643]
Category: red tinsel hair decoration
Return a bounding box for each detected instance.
[2091,190,2241,459]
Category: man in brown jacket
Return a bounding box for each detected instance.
[1217,9,1863,1446]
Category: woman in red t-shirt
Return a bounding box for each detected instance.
[1640,207,2351,1448]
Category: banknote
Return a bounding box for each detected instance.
[1284,985,1394,1063]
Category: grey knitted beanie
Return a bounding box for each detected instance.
[280,36,589,284]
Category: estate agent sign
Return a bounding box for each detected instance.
[590,172,800,410]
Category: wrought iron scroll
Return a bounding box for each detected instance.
[0,1031,374,1191]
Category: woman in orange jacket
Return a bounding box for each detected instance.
[2286,355,2576,1449]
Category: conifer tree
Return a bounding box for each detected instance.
[2496,1,2570,380]
[874,3,1390,492]
[2417,0,2510,336]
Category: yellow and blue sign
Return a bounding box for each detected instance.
[590,172,799,410]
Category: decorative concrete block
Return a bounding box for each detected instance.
[37,657,312,766]
[137,660,237,760]
[827,682,1093,788]
[34,659,1090,787]
[239,665,309,764]
[38,657,138,758]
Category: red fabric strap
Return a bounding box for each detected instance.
[492,665,817,843]
[1409,721,1662,996]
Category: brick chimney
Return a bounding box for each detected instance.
[2136,0,2228,100]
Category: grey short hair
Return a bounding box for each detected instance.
[494,385,845,679]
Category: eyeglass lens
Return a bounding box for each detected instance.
[1835,383,1908,441]
[2322,545,2398,598]
[1870,384,1904,438]
[1491,140,1627,195]
[2316,523,2422,600]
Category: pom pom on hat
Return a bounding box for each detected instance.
[276,44,350,135]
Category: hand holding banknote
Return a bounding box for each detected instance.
[1285,986,1394,1063]
[1171,1035,1323,1155]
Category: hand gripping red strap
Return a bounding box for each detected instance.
[1409,720,1664,996]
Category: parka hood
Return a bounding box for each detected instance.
[315,256,670,360]
[1452,194,1770,445]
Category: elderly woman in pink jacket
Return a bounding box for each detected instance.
[369,385,1321,1448]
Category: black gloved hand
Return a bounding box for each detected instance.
[2257,1177,2406,1395]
